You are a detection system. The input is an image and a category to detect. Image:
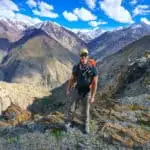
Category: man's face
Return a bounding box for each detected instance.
[80,54,89,64]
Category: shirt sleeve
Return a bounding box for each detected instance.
[92,66,98,77]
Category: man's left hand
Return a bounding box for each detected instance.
[90,97,95,104]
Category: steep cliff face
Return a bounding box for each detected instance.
[88,23,150,61]
[0,18,26,43]
[0,81,50,113]
[35,21,86,55]
[0,29,78,89]
[97,35,150,95]
[0,19,27,63]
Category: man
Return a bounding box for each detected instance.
[66,48,98,134]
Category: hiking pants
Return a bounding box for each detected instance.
[68,88,91,132]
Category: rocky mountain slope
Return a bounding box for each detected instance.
[0,28,78,89]
[0,19,86,65]
[97,35,150,93]
[0,18,28,63]
[88,23,150,61]
[0,21,150,149]
[23,35,149,149]
[0,81,49,114]
[0,19,86,54]
[0,35,147,149]
[34,21,86,55]
[0,18,27,43]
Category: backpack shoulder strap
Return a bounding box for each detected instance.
[72,62,80,76]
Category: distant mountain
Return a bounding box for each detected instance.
[97,35,150,98]
[88,23,150,61]
[0,18,29,63]
[34,21,86,55]
[2,19,150,62]
[0,18,28,52]
[0,19,86,53]
[71,28,105,43]
[0,28,78,89]
[0,19,86,65]
[0,18,28,42]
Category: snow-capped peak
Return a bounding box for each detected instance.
[69,28,105,42]
[0,17,29,30]
[131,24,142,29]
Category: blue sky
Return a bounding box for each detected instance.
[0,0,150,31]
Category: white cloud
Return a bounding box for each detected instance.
[133,5,150,16]
[33,1,58,18]
[39,1,54,10]
[88,20,107,27]
[26,0,37,8]
[63,11,78,21]
[14,13,41,25]
[0,9,15,19]
[0,0,41,25]
[140,17,150,25]
[74,7,97,21]
[0,0,19,19]
[33,9,58,18]
[0,0,19,12]
[63,8,97,22]
[85,0,96,10]
[130,0,138,5]
[100,0,133,23]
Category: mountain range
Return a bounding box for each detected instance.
[0,18,150,89]
[88,23,150,61]
[0,18,150,149]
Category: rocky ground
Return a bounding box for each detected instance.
[0,53,149,150]
[0,93,149,150]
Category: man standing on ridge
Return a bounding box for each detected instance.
[66,48,98,134]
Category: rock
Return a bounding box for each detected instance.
[0,86,11,115]
[0,82,49,111]
[0,121,11,127]
[137,112,150,126]
[0,103,32,127]
[101,122,150,147]
[37,111,64,124]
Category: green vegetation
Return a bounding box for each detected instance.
[89,119,97,132]
[147,97,150,101]
[144,77,150,85]
[139,123,150,133]
[51,128,65,139]
[128,105,141,111]
[144,51,150,58]
[7,136,20,144]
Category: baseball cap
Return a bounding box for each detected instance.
[80,48,89,56]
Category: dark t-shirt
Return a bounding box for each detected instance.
[72,63,98,94]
